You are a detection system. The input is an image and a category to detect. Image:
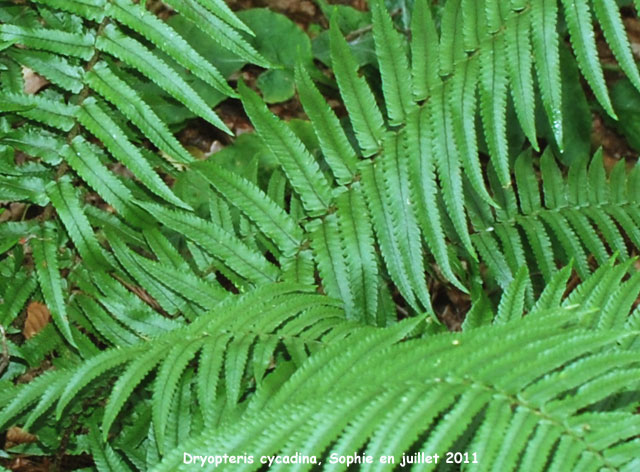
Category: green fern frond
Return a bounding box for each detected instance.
[4,1,640,468]
[162,0,268,67]
[1,92,77,131]
[329,17,384,157]
[77,98,190,209]
[61,137,150,226]
[335,185,379,324]
[560,0,615,117]
[85,61,194,166]
[152,277,640,471]
[0,286,355,449]
[31,224,76,347]
[7,49,84,93]
[96,24,230,133]
[239,80,332,216]
[294,63,358,185]
[105,0,234,97]
[309,215,356,318]
[30,0,106,21]
[195,160,304,258]
[370,0,414,125]
[45,176,112,268]
[468,148,640,291]
[410,0,439,100]
[137,202,280,285]
[0,24,95,60]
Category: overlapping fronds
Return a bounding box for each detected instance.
[3,0,640,469]
[0,284,359,455]
[152,263,640,471]
[0,0,265,221]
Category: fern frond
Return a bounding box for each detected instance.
[77,98,190,209]
[192,0,254,36]
[162,0,268,67]
[335,185,379,324]
[494,266,528,325]
[102,346,165,441]
[85,61,194,166]
[238,80,332,216]
[7,49,84,93]
[360,154,426,313]
[195,160,304,258]
[479,35,510,186]
[0,286,355,451]
[560,0,616,117]
[0,24,94,60]
[0,369,71,429]
[505,9,537,150]
[61,137,149,226]
[0,128,65,165]
[329,17,384,157]
[5,1,640,467]
[152,338,204,451]
[74,295,141,347]
[95,24,230,133]
[108,234,191,316]
[31,224,76,347]
[410,0,439,100]
[531,0,563,147]
[309,215,355,318]
[153,288,640,471]
[438,0,464,78]
[294,63,357,185]
[403,110,461,292]
[30,0,106,22]
[470,149,640,290]
[426,86,476,259]
[45,177,112,268]
[0,272,36,326]
[105,0,234,97]
[370,0,414,125]
[449,57,495,207]
[1,92,77,131]
[0,173,49,206]
[90,427,134,472]
[593,0,640,93]
[81,269,183,337]
[136,202,280,285]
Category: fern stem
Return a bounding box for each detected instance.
[0,325,8,377]
[345,8,403,41]
[52,412,80,472]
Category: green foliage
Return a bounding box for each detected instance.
[2,0,640,470]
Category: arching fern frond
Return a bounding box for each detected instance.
[152,262,640,471]
[0,285,359,455]
[468,148,640,294]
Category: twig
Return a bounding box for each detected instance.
[0,325,9,376]
[52,412,79,472]
[345,8,402,41]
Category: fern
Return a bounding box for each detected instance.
[152,264,640,471]
[3,0,640,469]
[469,149,640,292]
[0,285,357,445]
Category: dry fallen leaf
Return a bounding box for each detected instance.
[21,67,49,94]
[24,301,51,339]
[5,427,38,447]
